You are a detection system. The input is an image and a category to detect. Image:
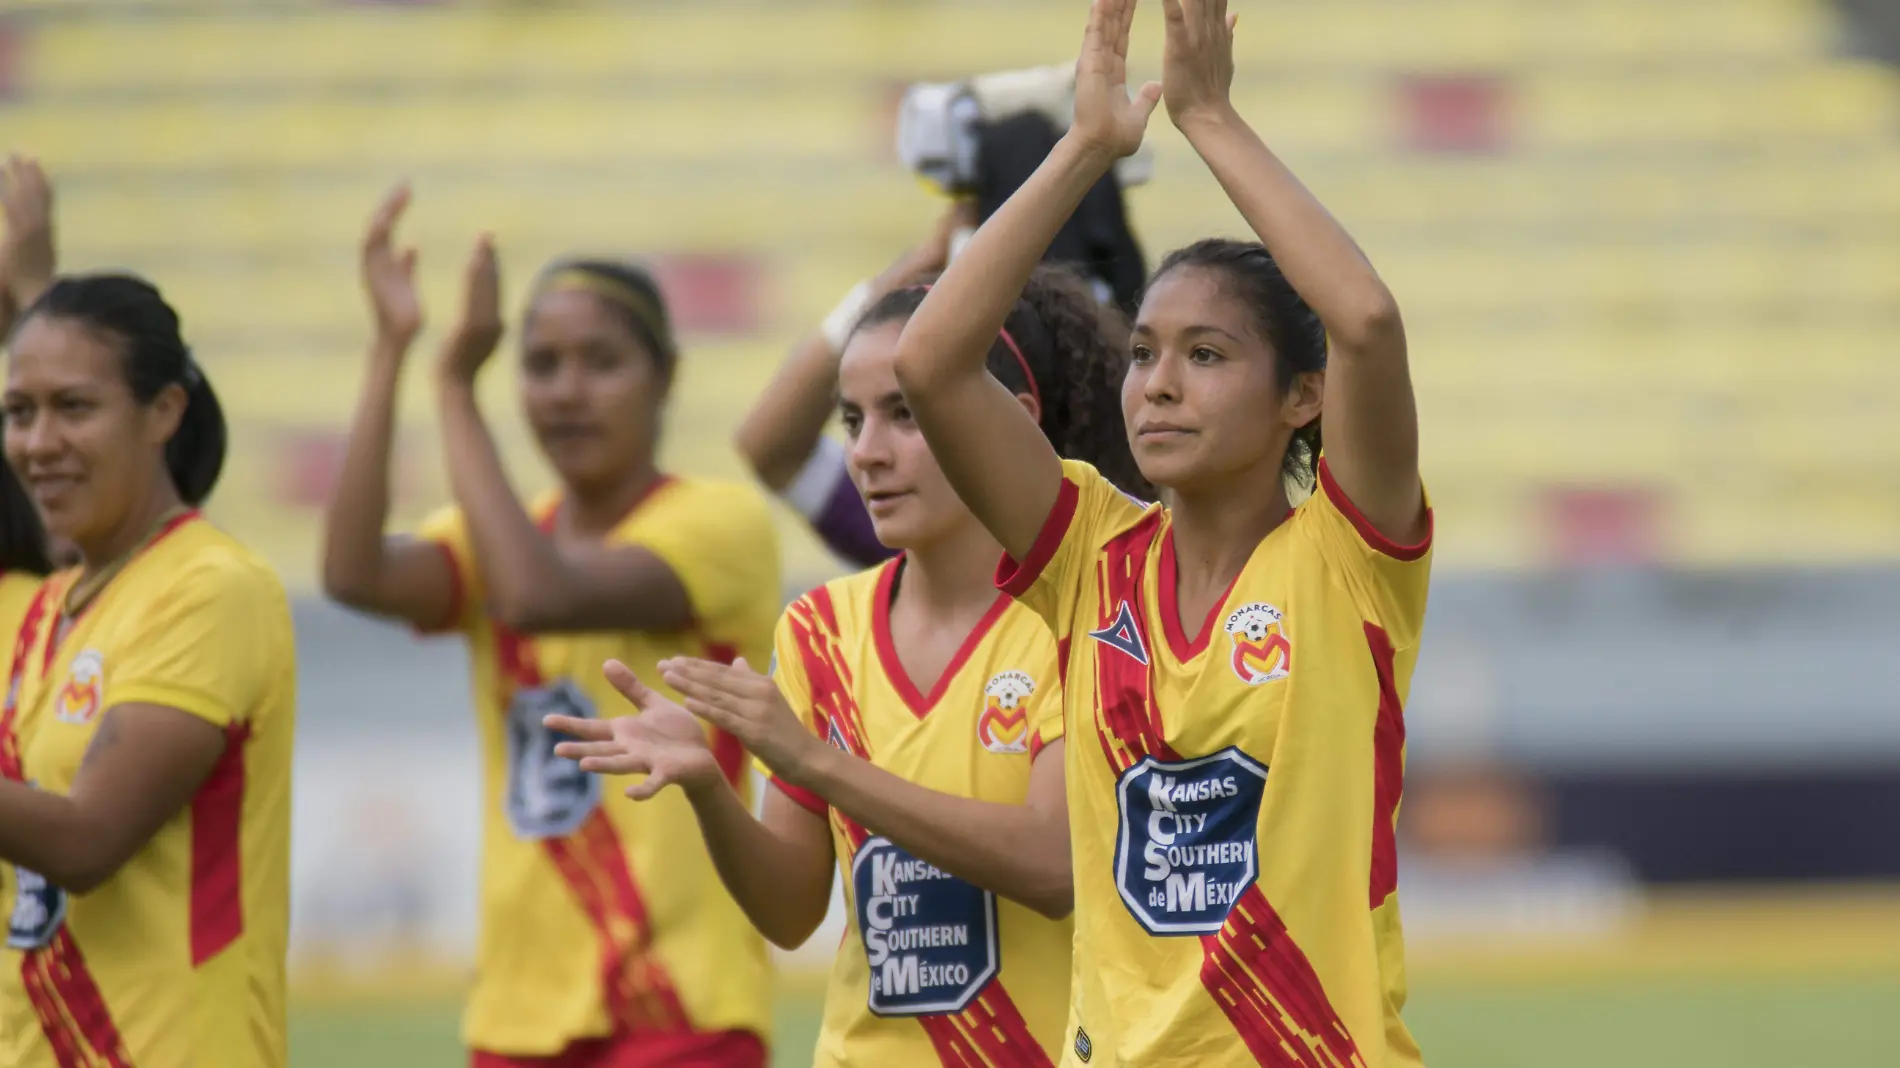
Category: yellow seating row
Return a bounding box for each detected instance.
[23,1,1832,93]
[15,66,1892,183]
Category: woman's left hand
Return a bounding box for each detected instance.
[1161,0,1239,132]
[437,234,505,385]
[659,656,824,782]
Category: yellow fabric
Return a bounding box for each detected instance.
[768,558,1070,1068]
[417,477,778,1055]
[0,518,296,1068]
[1004,459,1431,1068]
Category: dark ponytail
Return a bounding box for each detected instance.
[0,464,53,575]
[856,264,1153,500]
[1151,239,1326,494]
[27,274,228,505]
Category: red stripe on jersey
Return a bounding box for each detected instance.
[700,641,750,787]
[28,930,135,1068]
[995,477,1080,598]
[190,721,251,966]
[1090,514,1179,773]
[0,582,56,781]
[920,1017,982,1067]
[492,616,692,1036]
[768,774,827,816]
[1364,623,1405,908]
[955,982,1056,1067]
[544,811,691,1034]
[20,955,87,1068]
[1199,886,1364,1067]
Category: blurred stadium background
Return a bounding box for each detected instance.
[6,0,1900,1064]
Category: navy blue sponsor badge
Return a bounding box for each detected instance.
[851,836,1000,1016]
[1113,747,1269,935]
[504,679,603,840]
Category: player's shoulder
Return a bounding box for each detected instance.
[786,559,887,639]
[1059,458,1160,537]
[642,475,774,527]
[138,517,290,609]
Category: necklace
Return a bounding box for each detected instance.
[62,505,189,617]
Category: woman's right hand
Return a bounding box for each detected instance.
[361,184,423,352]
[1069,0,1163,162]
[549,660,723,801]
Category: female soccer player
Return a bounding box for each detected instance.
[888,1,1434,1065]
[0,274,297,1068]
[549,265,1141,1067]
[321,187,776,1068]
[733,206,968,568]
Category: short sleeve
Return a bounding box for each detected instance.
[411,504,478,635]
[1301,458,1434,649]
[626,482,780,636]
[1027,677,1065,760]
[106,557,287,729]
[761,603,827,817]
[995,459,1149,636]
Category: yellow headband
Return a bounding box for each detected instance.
[534,268,671,351]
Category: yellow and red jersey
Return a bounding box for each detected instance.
[0,571,42,652]
[998,458,1433,1068]
[0,513,297,1068]
[417,476,778,1056]
[770,556,1072,1068]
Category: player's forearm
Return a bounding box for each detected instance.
[800,744,1072,918]
[433,378,568,627]
[685,781,831,948]
[0,781,106,894]
[1180,106,1401,353]
[893,134,1110,396]
[735,333,842,492]
[321,346,406,604]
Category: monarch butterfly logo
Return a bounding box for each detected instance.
[976,671,1036,755]
[55,649,105,725]
[1224,603,1291,685]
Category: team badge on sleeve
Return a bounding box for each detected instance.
[851,836,1000,1016]
[1224,602,1291,685]
[975,671,1035,755]
[1113,747,1269,935]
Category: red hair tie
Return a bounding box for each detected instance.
[907,284,1041,410]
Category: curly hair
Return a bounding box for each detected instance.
[855,263,1153,500]
[1151,238,1327,493]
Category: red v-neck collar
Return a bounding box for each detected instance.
[1156,509,1296,663]
[1156,526,1237,663]
[872,555,1012,719]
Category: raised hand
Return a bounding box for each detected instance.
[548,660,721,801]
[436,233,504,384]
[1071,0,1163,160]
[0,155,57,309]
[361,184,422,350]
[658,656,822,781]
[1161,0,1238,130]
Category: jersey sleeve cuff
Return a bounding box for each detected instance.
[107,683,237,729]
[995,477,1081,597]
[1316,458,1432,562]
[770,775,828,817]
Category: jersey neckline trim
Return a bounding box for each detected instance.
[873,555,1013,719]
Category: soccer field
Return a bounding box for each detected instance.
[289,971,1900,1067]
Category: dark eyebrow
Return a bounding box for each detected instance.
[1129,322,1245,343]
